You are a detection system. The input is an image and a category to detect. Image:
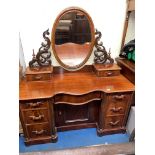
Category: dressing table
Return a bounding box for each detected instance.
[19,7,135,145]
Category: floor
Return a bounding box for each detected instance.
[19,128,130,153]
[20,142,135,155]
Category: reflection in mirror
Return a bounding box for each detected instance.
[54,11,92,66]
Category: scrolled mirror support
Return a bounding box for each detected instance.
[94,29,114,64]
[29,29,52,70]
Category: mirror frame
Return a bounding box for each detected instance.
[51,7,95,71]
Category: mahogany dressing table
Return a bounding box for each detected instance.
[19,7,135,145]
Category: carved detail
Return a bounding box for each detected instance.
[29,29,51,70]
[96,124,104,136]
[94,29,114,64]
[51,127,58,143]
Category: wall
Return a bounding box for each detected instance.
[125,11,135,44]
[126,106,135,135]
[19,33,26,75]
[19,0,127,67]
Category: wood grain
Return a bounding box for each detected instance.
[20,67,134,100]
[20,65,134,144]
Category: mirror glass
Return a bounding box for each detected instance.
[52,8,95,70]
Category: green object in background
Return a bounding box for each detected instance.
[128,52,132,60]
[127,50,135,62]
[132,50,135,62]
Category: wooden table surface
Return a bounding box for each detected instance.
[20,71,135,101]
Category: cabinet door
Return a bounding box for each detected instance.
[54,101,100,130]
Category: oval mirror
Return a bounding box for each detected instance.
[52,7,95,71]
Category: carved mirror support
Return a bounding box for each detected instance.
[29,29,52,70]
[94,29,114,65]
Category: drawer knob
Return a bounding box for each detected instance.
[106,71,113,76]
[28,102,43,107]
[110,107,123,112]
[113,95,125,100]
[34,75,42,80]
[32,129,45,135]
[109,120,120,126]
[29,114,44,121]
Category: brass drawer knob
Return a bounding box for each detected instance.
[113,95,125,100]
[106,71,113,76]
[29,114,44,121]
[28,102,43,108]
[32,129,46,135]
[109,120,120,126]
[110,107,123,112]
[34,75,42,80]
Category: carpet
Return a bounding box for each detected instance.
[19,128,129,153]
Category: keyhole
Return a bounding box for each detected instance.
[58,111,62,116]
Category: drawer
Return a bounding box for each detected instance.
[26,73,51,81]
[108,93,132,105]
[26,123,51,139]
[20,100,48,110]
[98,70,120,77]
[104,115,124,129]
[22,109,49,124]
[54,92,101,104]
[93,64,121,77]
[106,101,127,116]
[106,93,132,116]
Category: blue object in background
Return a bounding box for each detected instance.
[19,128,130,153]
